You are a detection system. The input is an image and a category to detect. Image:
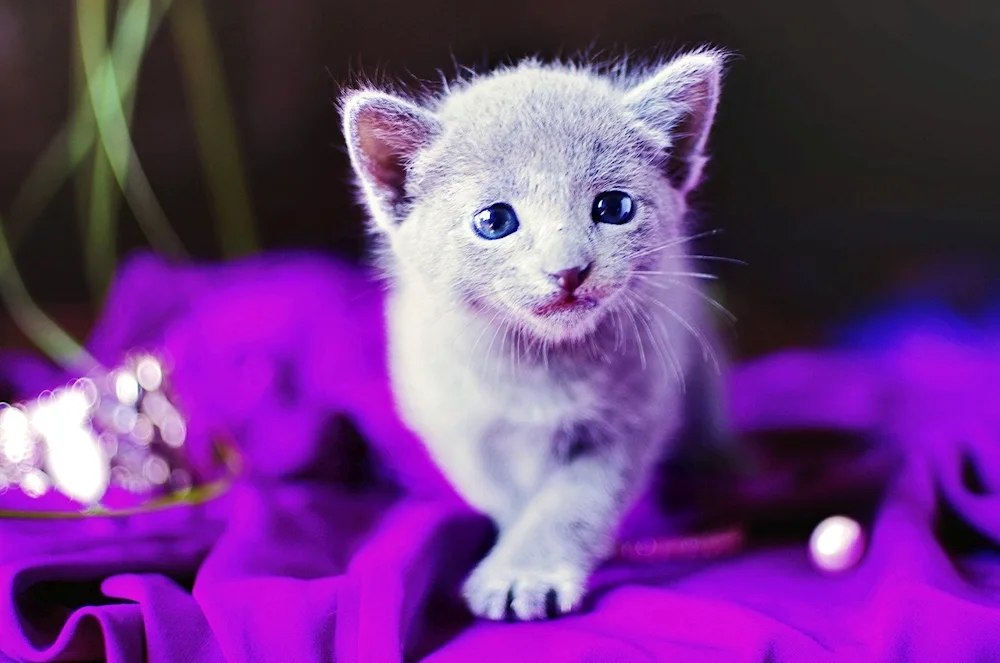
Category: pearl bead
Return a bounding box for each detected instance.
[809,515,865,573]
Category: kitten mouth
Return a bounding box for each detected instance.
[532,294,600,317]
[517,292,610,342]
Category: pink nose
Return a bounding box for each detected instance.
[549,264,592,295]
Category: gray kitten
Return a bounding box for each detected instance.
[340,48,732,621]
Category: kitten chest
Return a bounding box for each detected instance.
[392,330,597,519]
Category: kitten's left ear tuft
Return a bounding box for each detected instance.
[625,49,728,193]
[340,89,441,231]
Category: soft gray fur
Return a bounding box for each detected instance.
[341,48,731,621]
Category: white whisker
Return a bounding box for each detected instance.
[515,325,524,374]
[643,293,721,375]
[612,309,625,354]
[633,294,684,390]
[685,255,748,267]
[498,319,512,382]
[595,332,612,364]
[633,270,719,281]
[634,277,737,329]
[628,292,682,389]
[485,314,507,367]
[626,228,724,261]
[469,308,503,361]
[535,334,550,370]
[522,333,537,364]
[654,320,686,393]
[621,296,646,370]
[664,278,738,326]
[629,299,655,374]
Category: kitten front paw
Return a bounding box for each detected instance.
[462,556,586,621]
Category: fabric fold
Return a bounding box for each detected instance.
[0,251,997,662]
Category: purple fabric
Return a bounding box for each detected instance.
[1,251,999,662]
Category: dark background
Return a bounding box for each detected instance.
[2,0,998,357]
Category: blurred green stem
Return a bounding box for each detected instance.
[0,0,257,368]
[0,0,172,367]
[0,215,96,372]
[77,0,187,259]
[73,0,116,302]
[170,0,259,257]
[7,0,172,252]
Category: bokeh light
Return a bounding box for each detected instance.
[0,350,198,508]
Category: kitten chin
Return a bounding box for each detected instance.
[490,281,630,346]
[502,297,606,345]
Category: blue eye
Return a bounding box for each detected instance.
[592,191,635,225]
[473,203,520,240]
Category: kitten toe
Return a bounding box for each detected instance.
[462,559,585,621]
[462,568,515,621]
[510,573,583,620]
[509,578,549,620]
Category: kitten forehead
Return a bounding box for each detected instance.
[423,65,662,191]
[437,64,623,123]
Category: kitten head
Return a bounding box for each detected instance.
[341,49,726,344]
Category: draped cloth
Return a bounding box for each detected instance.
[1,252,998,662]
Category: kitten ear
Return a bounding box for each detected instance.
[624,50,726,193]
[341,90,441,231]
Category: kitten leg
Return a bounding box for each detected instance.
[462,441,647,621]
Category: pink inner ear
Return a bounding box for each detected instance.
[354,106,429,195]
[357,122,405,191]
[666,79,716,191]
